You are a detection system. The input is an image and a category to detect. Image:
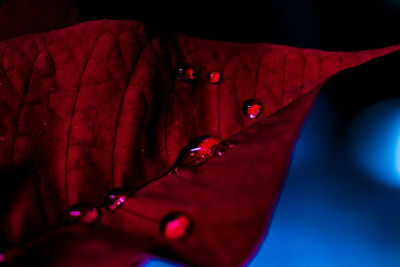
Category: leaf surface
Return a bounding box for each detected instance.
[0,20,399,266]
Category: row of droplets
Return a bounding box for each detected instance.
[60,63,265,241]
[175,63,263,119]
[62,135,229,241]
[0,63,266,264]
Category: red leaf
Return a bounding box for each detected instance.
[0,20,399,266]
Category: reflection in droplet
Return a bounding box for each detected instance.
[242,99,263,119]
[160,212,193,240]
[208,71,221,84]
[105,188,127,211]
[168,136,228,174]
[63,203,100,225]
[175,63,196,83]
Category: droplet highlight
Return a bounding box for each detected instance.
[105,188,127,211]
[242,99,263,119]
[160,212,193,240]
[63,203,100,225]
[175,63,196,83]
[208,71,221,84]
[168,136,228,174]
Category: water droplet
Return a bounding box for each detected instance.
[168,136,228,174]
[0,136,5,142]
[105,188,128,211]
[208,71,221,84]
[63,203,100,225]
[175,63,196,83]
[242,99,263,119]
[0,252,5,263]
[160,212,193,240]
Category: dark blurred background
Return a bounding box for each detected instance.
[30,0,400,265]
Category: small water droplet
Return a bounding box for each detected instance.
[175,63,196,83]
[208,71,221,84]
[242,99,263,119]
[168,136,228,174]
[105,188,128,211]
[160,212,193,240]
[43,121,47,126]
[0,136,5,142]
[140,148,145,153]
[0,252,5,263]
[63,203,100,225]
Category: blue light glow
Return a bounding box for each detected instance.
[396,136,400,175]
[349,99,400,188]
[142,259,176,267]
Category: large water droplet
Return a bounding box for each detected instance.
[242,99,263,119]
[63,203,100,225]
[168,136,228,174]
[160,212,193,240]
[175,63,196,83]
[208,71,221,84]
[105,188,128,211]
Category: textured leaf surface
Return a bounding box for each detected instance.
[0,20,399,266]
